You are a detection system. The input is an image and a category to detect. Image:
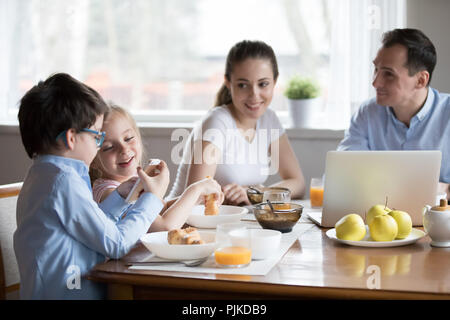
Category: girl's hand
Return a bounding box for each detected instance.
[222,183,251,206]
[116,176,139,199]
[188,177,224,205]
[138,160,170,201]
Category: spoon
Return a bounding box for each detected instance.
[266,199,279,217]
[126,256,208,267]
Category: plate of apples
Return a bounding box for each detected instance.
[326,204,426,247]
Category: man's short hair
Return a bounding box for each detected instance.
[382,28,437,85]
[18,73,108,158]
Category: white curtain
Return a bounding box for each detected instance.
[0,0,17,121]
[0,0,406,125]
[0,0,89,122]
[326,0,406,129]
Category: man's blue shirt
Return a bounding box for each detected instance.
[338,87,450,183]
[13,155,163,299]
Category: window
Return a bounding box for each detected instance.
[0,0,404,128]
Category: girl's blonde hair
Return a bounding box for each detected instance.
[214,40,279,107]
[89,103,145,184]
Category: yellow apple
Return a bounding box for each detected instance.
[388,210,412,239]
[369,214,398,241]
[335,214,366,241]
[366,204,391,225]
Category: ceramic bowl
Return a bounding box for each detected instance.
[228,229,282,260]
[140,231,217,260]
[186,205,247,229]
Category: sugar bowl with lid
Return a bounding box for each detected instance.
[423,199,450,247]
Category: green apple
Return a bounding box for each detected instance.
[369,214,398,241]
[389,210,412,239]
[335,214,366,241]
[366,204,391,225]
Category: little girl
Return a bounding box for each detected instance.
[90,104,223,232]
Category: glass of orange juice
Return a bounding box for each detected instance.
[262,188,291,203]
[310,177,324,208]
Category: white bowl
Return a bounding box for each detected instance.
[228,229,282,260]
[186,205,248,229]
[140,230,217,260]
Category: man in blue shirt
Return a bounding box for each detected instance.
[14,73,169,299]
[338,28,450,198]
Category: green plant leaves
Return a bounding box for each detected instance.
[284,76,320,99]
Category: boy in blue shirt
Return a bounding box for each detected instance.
[13,73,169,299]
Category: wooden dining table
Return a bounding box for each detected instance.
[88,202,450,300]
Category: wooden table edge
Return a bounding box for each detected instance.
[87,270,450,300]
[0,182,23,198]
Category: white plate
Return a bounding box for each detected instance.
[186,205,248,229]
[326,227,426,247]
[140,231,217,260]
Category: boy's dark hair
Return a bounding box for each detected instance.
[382,28,436,85]
[215,40,279,106]
[18,73,108,158]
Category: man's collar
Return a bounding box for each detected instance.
[415,87,435,121]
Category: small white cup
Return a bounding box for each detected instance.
[229,229,282,260]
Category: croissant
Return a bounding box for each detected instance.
[168,227,205,245]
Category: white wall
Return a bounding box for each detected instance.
[0,125,32,184]
[407,0,450,93]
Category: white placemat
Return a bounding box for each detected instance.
[129,223,315,275]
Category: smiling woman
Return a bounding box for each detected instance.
[168,40,306,205]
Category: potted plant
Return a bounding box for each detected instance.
[284,75,321,128]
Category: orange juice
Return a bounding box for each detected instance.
[214,247,251,267]
[273,203,291,210]
[310,187,324,207]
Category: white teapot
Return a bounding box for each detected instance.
[423,199,450,247]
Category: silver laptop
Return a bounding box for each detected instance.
[307,151,442,227]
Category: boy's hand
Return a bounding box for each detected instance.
[222,183,251,206]
[188,177,224,205]
[137,160,170,201]
[116,177,139,199]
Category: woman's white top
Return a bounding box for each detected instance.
[168,105,285,199]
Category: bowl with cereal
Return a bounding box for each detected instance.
[253,202,303,233]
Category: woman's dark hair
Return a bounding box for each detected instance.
[18,73,108,158]
[382,28,436,85]
[214,40,279,106]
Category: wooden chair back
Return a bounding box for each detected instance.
[0,182,22,300]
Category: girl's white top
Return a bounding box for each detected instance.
[167,105,285,199]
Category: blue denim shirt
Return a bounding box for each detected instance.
[338,87,450,183]
[13,155,163,299]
